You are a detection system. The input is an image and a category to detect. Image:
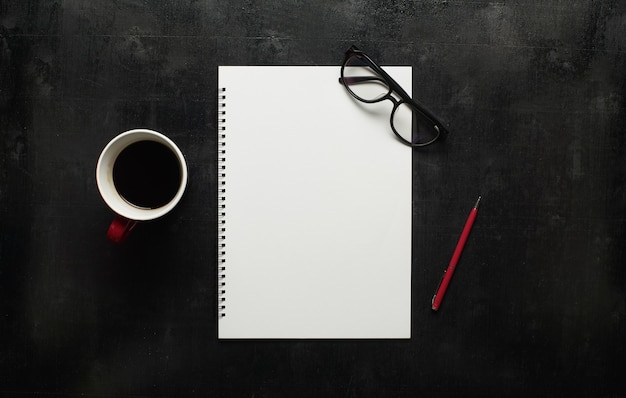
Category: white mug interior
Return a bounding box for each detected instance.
[96,129,188,221]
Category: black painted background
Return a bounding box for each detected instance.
[1,1,626,396]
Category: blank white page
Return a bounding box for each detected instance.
[218,66,411,339]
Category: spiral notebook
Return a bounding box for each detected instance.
[218,66,411,339]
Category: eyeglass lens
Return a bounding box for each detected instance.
[392,103,440,146]
[342,55,391,102]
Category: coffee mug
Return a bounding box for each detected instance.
[96,129,188,243]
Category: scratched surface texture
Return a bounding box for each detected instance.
[1,0,625,397]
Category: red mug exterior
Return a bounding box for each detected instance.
[107,216,138,244]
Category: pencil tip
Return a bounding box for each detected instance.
[474,196,482,209]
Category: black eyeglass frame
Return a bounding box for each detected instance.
[339,45,449,147]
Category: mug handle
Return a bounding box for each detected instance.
[107,215,138,244]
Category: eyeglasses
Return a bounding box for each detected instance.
[339,45,449,147]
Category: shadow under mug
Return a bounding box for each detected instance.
[96,129,188,243]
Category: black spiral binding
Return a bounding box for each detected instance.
[218,88,227,318]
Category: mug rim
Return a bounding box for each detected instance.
[96,129,188,221]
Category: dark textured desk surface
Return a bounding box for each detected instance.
[1,1,625,397]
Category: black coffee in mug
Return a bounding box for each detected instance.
[113,140,182,209]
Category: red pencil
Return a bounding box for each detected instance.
[431,196,481,311]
